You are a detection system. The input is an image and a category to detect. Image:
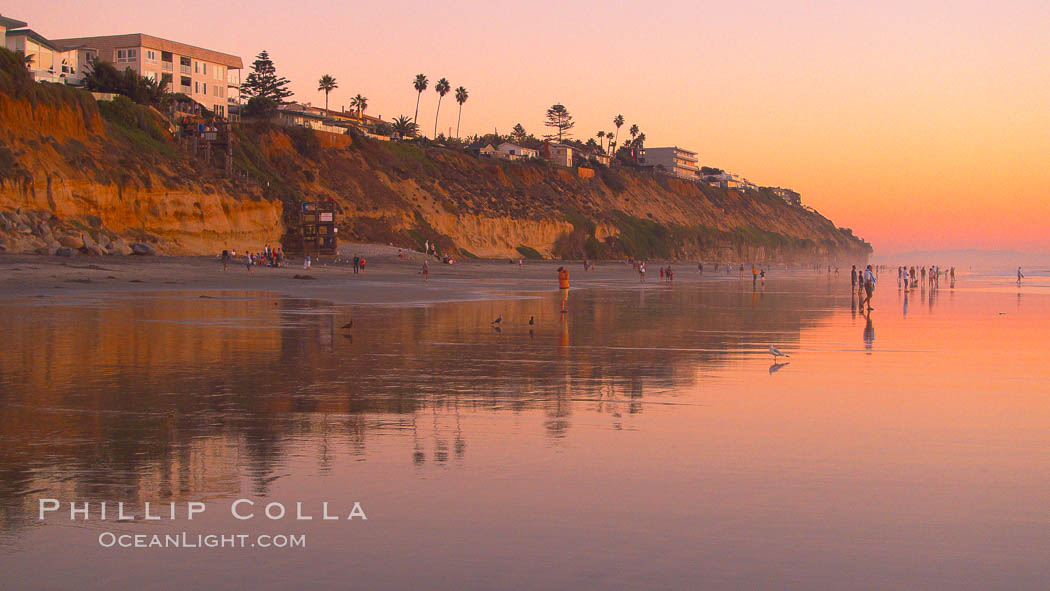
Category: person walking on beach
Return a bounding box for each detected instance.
[851,265,858,289]
[860,264,877,311]
[1017,267,1024,285]
[639,261,646,283]
[303,255,311,270]
[752,264,758,288]
[659,267,665,281]
[422,259,429,281]
[353,254,360,274]
[557,266,570,313]
[222,249,230,272]
[698,262,703,275]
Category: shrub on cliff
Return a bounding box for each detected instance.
[97,96,175,156]
[0,48,98,129]
[82,58,168,106]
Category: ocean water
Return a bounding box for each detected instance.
[0,272,1047,590]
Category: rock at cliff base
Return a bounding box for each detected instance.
[81,232,99,250]
[58,235,81,248]
[130,242,157,256]
[55,247,75,257]
[108,239,132,256]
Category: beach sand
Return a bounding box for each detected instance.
[0,245,758,305]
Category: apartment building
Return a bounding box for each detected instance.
[638,146,699,179]
[52,33,242,117]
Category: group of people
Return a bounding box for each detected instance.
[220,246,284,272]
[894,265,956,290]
[849,264,878,311]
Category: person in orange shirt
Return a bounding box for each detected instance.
[557,266,570,313]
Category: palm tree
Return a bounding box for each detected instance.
[629,124,639,141]
[633,131,646,162]
[432,77,451,138]
[350,94,368,119]
[392,115,418,138]
[454,86,468,139]
[317,74,338,117]
[612,115,624,156]
[412,74,428,128]
[597,130,605,152]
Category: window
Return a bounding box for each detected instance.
[181,76,191,87]
[116,48,138,62]
[161,73,173,85]
[145,49,158,63]
[212,85,223,98]
[202,63,207,75]
[202,82,207,95]
[214,105,224,117]
[194,61,199,74]
[194,81,199,94]
[214,66,223,81]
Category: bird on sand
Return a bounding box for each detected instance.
[769,345,790,361]
[341,320,353,329]
[492,315,502,325]
[528,316,535,325]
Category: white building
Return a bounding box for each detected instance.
[638,146,699,179]
[545,142,574,167]
[0,14,27,47]
[4,27,95,85]
[497,142,538,160]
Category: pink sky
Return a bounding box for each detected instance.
[11,1,1050,255]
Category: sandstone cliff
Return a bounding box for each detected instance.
[0,50,870,262]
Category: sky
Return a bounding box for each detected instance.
[11,1,1050,255]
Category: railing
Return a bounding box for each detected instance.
[180,65,191,74]
[162,62,173,71]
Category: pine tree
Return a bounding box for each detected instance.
[241,50,293,117]
[543,104,574,141]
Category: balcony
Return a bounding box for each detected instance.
[180,65,191,74]
[162,62,173,71]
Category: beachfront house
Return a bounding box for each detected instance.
[768,187,802,206]
[544,142,574,167]
[497,142,538,160]
[52,33,242,117]
[4,26,96,85]
[637,146,699,180]
[479,144,497,158]
[0,14,27,47]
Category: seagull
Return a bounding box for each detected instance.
[492,315,502,325]
[769,345,790,361]
[341,320,353,329]
[528,316,535,325]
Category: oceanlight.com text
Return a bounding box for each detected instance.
[98,532,306,549]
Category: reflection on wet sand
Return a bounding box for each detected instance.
[0,284,830,534]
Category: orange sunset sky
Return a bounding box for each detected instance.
[11,1,1050,254]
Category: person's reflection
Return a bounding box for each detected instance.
[902,289,909,317]
[560,315,569,349]
[851,291,857,319]
[863,312,875,354]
